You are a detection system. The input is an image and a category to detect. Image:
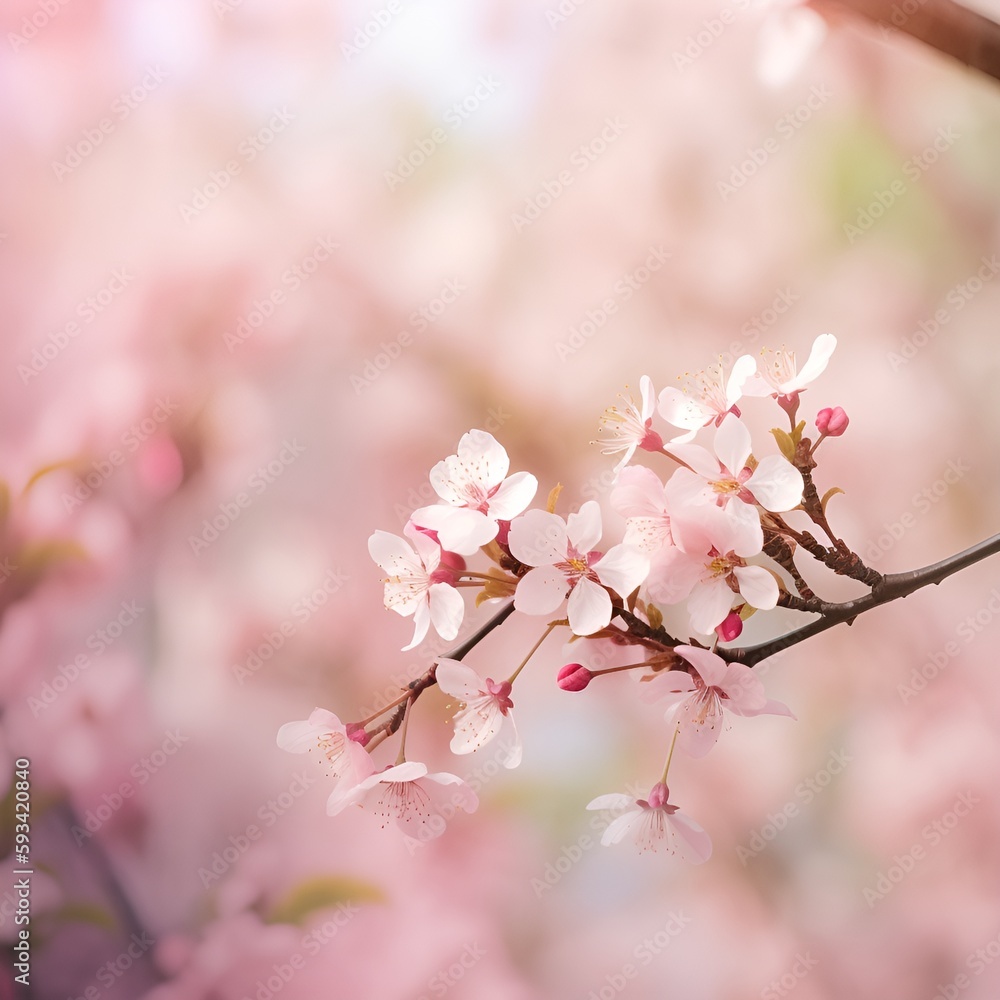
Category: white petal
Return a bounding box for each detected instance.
[435,658,484,702]
[367,530,419,574]
[450,698,504,755]
[405,521,441,569]
[658,386,712,432]
[276,708,342,752]
[567,577,613,635]
[643,547,701,605]
[722,499,764,557]
[402,601,431,651]
[787,333,837,392]
[594,543,649,599]
[500,716,522,769]
[455,428,509,483]
[675,645,728,688]
[421,771,480,815]
[638,374,656,420]
[665,811,713,864]
[746,455,803,512]
[687,579,735,636]
[611,465,668,519]
[663,467,715,509]
[487,471,538,520]
[508,510,567,566]
[601,810,644,846]
[638,670,697,705]
[514,565,567,615]
[428,583,464,640]
[567,500,603,554]
[726,354,757,406]
[714,413,752,477]
[587,793,636,812]
[733,564,779,611]
[435,508,497,554]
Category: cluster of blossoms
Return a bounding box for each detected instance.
[279,334,873,859]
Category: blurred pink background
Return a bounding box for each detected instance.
[2,1,1000,997]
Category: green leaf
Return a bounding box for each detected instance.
[266,876,384,926]
[770,427,796,463]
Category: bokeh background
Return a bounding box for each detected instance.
[2,1,1000,998]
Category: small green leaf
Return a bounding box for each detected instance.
[266,876,384,926]
[770,427,796,463]
[646,603,663,631]
[790,420,806,448]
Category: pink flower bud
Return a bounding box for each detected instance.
[716,611,743,643]
[815,406,849,436]
[646,782,669,809]
[345,723,370,746]
[429,550,465,586]
[557,663,593,692]
[495,520,511,548]
[639,422,663,453]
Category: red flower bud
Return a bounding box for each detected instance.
[557,663,593,692]
[716,611,743,643]
[815,406,849,437]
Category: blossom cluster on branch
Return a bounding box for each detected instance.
[277,334,903,859]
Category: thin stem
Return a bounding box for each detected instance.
[731,532,1000,667]
[660,725,681,784]
[394,698,412,765]
[508,621,559,685]
[355,691,410,727]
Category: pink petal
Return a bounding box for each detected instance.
[587,793,637,812]
[594,543,649,600]
[644,547,702,605]
[722,500,765,557]
[669,698,724,758]
[611,465,668,520]
[405,521,441,569]
[675,645,728,688]
[787,333,837,392]
[435,658,484,702]
[422,771,480,815]
[732,564,779,611]
[508,509,567,566]
[665,443,720,480]
[402,601,431,651]
[715,661,767,713]
[658,386,712,432]
[566,500,603,554]
[455,428,510,483]
[567,577,612,635]
[367,530,418,573]
[726,354,757,406]
[276,709,342,752]
[428,583,464,641]
[514,565,567,615]
[487,471,538,520]
[735,696,796,720]
[600,809,644,846]
[426,507,496,555]
[638,670,697,705]
[746,455,804,512]
[687,578,735,636]
[714,413,751,478]
[450,700,505,755]
[665,811,713,864]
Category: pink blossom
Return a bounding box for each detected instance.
[507,501,649,636]
[435,658,521,768]
[412,429,538,555]
[610,465,677,555]
[744,334,837,398]
[647,504,778,635]
[331,761,479,839]
[641,645,794,757]
[666,412,804,516]
[586,782,712,861]
[657,354,757,443]
[276,707,376,813]
[596,375,663,474]
[368,523,465,650]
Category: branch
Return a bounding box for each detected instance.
[811,0,1000,85]
[730,532,1000,666]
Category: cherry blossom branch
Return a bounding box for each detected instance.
[731,531,1000,666]
[810,0,1000,85]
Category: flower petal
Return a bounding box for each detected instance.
[786,333,837,392]
[687,578,735,636]
[487,471,538,520]
[665,811,713,864]
[658,386,712,433]
[594,543,649,600]
[586,793,636,812]
[276,708,343,752]
[746,455,804,512]
[402,600,431,651]
[428,582,464,641]
[675,645,728,688]
[714,413,751,478]
[567,500,603,554]
[508,510,567,566]
[514,565,567,615]
[732,564,779,611]
[435,658,484,702]
[367,530,419,574]
[429,508,497,555]
[567,577,612,635]
[726,354,757,406]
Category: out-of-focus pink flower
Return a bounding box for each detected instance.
[640,645,794,757]
[586,782,712,861]
[276,707,376,813]
[368,523,464,650]
[435,658,521,768]
[744,334,837,398]
[332,761,478,840]
[508,501,648,636]
[412,429,537,555]
[596,375,662,474]
[657,355,757,443]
